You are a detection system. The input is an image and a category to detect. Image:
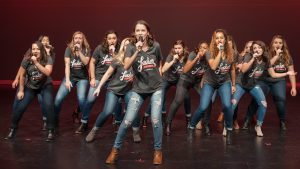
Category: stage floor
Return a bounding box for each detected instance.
[0,85,299,169]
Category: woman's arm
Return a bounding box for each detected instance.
[89,57,96,87]
[64,57,72,91]
[288,65,297,96]
[17,67,26,100]
[124,50,139,70]
[93,66,115,96]
[12,66,22,88]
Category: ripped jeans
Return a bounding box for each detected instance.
[232,84,267,126]
[113,90,163,150]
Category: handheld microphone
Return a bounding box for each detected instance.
[219,44,224,51]
[137,36,144,50]
[74,42,80,51]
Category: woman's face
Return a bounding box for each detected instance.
[107,33,117,46]
[215,32,225,46]
[135,23,149,40]
[272,38,283,50]
[73,33,83,45]
[41,36,50,47]
[32,43,41,58]
[199,43,208,53]
[174,44,183,55]
[245,41,253,53]
[253,44,263,56]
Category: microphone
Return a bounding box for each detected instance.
[74,42,80,51]
[137,36,144,50]
[218,43,224,51]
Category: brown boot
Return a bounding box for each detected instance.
[233,120,240,130]
[153,150,162,165]
[105,147,119,164]
[217,112,224,123]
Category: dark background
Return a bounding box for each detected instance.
[1,0,299,82]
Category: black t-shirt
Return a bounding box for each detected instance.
[203,51,233,87]
[266,56,294,82]
[180,51,207,84]
[242,54,268,89]
[107,60,134,95]
[64,47,90,81]
[92,45,114,80]
[163,55,185,83]
[21,56,53,89]
[235,52,244,85]
[125,41,163,93]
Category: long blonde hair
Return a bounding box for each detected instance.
[114,38,132,65]
[68,31,90,54]
[209,29,234,64]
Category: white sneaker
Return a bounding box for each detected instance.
[222,127,227,137]
[255,125,263,137]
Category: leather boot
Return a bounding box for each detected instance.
[226,129,232,145]
[255,125,263,137]
[217,112,224,123]
[75,123,88,134]
[165,123,171,136]
[142,116,148,128]
[105,147,119,164]
[85,127,98,143]
[4,128,16,140]
[153,150,163,165]
[233,120,240,130]
[196,120,203,130]
[45,130,54,142]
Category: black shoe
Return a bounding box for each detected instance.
[204,125,211,136]
[165,123,172,136]
[241,118,250,130]
[226,130,232,145]
[4,128,16,140]
[75,123,88,134]
[45,130,54,142]
[280,121,287,131]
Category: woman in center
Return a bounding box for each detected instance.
[105,20,164,165]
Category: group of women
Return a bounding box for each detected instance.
[4,20,297,165]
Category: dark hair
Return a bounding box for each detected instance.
[195,41,209,53]
[169,40,189,63]
[250,40,269,65]
[131,20,154,47]
[26,41,48,66]
[101,30,120,54]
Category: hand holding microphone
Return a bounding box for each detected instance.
[74,43,80,52]
[276,48,283,57]
[136,36,144,51]
[31,53,38,64]
[253,51,259,59]
[218,43,224,51]
[109,44,115,55]
[173,53,179,62]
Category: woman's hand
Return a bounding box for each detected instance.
[65,80,73,91]
[17,91,24,100]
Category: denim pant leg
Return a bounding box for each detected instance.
[218,82,233,130]
[76,79,89,119]
[232,84,246,120]
[81,80,99,123]
[150,90,163,150]
[54,78,72,123]
[114,92,144,149]
[40,84,55,130]
[270,80,286,121]
[190,84,215,127]
[11,87,36,129]
[249,86,267,126]
[94,91,120,128]
[245,81,269,120]
[113,97,123,124]
[37,94,46,120]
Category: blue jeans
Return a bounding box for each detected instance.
[11,84,55,130]
[232,84,266,126]
[93,91,138,127]
[190,82,233,130]
[54,78,88,124]
[80,81,123,124]
[246,80,286,121]
[114,90,163,150]
[144,80,191,116]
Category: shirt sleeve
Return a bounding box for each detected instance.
[64,47,72,58]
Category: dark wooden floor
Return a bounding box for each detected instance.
[1,84,300,169]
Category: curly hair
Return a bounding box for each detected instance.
[101,30,120,54]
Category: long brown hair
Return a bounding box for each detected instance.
[250,40,269,64]
[169,40,189,63]
[131,20,154,47]
[68,31,90,54]
[209,29,234,64]
[101,30,120,54]
[25,41,48,66]
[269,35,292,67]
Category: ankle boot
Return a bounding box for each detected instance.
[142,116,148,128]
[186,116,191,128]
[132,128,141,143]
[217,112,224,123]
[4,128,16,140]
[233,120,240,130]
[42,120,47,131]
[241,118,250,130]
[204,124,211,136]
[45,130,54,142]
[196,120,203,130]
[255,125,263,137]
[226,129,232,145]
[75,123,88,134]
[85,127,98,143]
[105,147,119,164]
[165,123,172,136]
[153,150,163,165]
[222,127,227,137]
[280,120,287,131]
